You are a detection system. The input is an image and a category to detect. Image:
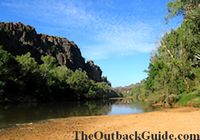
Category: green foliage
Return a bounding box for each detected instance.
[40,55,57,76]
[147,42,192,94]
[144,26,197,105]
[51,66,72,83]
[16,53,38,72]
[0,48,116,102]
[177,86,200,107]
[0,48,19,96]
[15,52,47,97]
[93,82,113,98]
[39,55,58,89]
[0,48,16,75]
[67,69,91,94]
[166,0,200,20]
[134,1,200,107]
[166,0,184,20]
[41,55,57,68]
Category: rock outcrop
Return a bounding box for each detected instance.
[86,60,102,82]
[0,22,103,82]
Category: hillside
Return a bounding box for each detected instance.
[0,22,119,103]
[0,22,104,82]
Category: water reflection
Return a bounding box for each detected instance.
[0,98,155,129]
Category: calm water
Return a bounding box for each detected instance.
[0,98,155,129]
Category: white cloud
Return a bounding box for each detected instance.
[0,0,95,26]
[82,22,156,60]
[1,0,157,60]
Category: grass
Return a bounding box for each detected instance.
[177,87,200,107]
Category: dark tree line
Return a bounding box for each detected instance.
[0,48,119,103]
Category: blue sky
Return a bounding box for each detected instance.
[0,0,182,87]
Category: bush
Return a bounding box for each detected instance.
[0,49,118,102]
[177,86,200,107]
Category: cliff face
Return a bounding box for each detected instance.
[0,22,102,82]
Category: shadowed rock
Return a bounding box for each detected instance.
[0,22,103,82]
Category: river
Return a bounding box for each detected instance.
[0,98,155,129]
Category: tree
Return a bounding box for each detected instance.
[51,66,72,83]
[67,69,91,95]
[16,52,38,72]
[142,0,200,106]
[166,0,200,20]
[16,52,47,96]
[0,48,18,95]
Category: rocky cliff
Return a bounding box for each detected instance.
[0,22,103,82]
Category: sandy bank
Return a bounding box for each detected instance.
[0,107,200,140]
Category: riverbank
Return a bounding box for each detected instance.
[0,107,200,140]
